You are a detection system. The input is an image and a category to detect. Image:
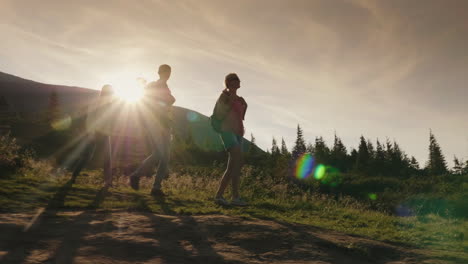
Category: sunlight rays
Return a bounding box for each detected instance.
[99,71,148,104]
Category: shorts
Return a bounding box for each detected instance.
[220,131,243,150]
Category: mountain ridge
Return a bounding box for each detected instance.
[0,71,258,153]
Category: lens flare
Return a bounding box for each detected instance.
[115,85,144,103]
[395,204,414,217]
[295,153,314,179]
[187,111,199,122]
[314,164,326,180]
[368,193,378,200]
[51,116,72,131]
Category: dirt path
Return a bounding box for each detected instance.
[0,210,425,264]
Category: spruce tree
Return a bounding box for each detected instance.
[331,133,347,171]
[374,139,386,175]
[291,124,306,159]
[453,156,463,175]
[280,138,290,157]
[248,133,257,155]
[426,131,448,175]
[390,141,405,176]
[464,160,468,175]
[384,139,393,175]
[355,136,370,174]
[271,137,280,155]
[349,148,358,172]
[314,136,329,164]
[306,142,314,153]
[409,156,420,174]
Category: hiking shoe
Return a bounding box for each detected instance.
[231,198,248,206]
[150,189,166,197]
[215,197,230,206]
[129,174,140,190]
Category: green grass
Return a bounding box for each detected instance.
[0,166,467,263]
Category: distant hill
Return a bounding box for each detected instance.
[0,71,258,153]
[0,71,97,114]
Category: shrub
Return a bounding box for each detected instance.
[0,133,33,176]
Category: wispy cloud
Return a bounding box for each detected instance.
[0,0,467,163]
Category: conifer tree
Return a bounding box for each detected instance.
[355,136,370,174]
[384,139,394,175]
[367,139,375,160]
[306,142,314,153]
[280,137,290,157]
[409,156,420,172]
[464,160,468,175]
[453,156,463,175]
[314,136,329,164]
[390,141,405,176]
[271,137,280,155]
[291,124,306,159]
[248,133,257,155]
[349,148,358,172]
[373,139,386,175]
[426,130,448,175]
[331,133,347,171]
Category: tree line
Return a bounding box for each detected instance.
[255,124,468,178]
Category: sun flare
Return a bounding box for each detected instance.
[101,71,147,104]
[114,85,144,103]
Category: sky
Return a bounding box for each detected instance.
[1,0,467,166]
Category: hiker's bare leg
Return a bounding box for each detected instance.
[231,148,242,199]
[216,145,240,198]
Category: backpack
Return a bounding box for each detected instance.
[210,91,229,133]
[210,114,222,133]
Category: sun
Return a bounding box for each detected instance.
[114,84,144,103]
[101,71,147,103]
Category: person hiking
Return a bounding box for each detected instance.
[212,73,248,206]
[72,84,115,187]
[129,64,175,197]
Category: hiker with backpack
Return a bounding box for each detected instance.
[129,64,175,197]
[211,73,248,206]
[72,84,115,187]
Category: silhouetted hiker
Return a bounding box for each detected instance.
[130,64,175,197]
[72,85,114,186]
[211,73,248,206]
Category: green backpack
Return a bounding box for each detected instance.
[210,114,222,133]
[210,91,229,133]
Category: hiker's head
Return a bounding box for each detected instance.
[158,64,171,80]
[100,84,113,98]
[224,73,240,90]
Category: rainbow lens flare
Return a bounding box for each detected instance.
[314,164,326,180]
[295,153,314,179]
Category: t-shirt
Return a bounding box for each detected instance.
[144,79,176,130]
[145,80,175,107]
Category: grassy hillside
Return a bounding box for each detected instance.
[1,162,467,263]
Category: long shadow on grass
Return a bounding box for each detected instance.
[139,196,238,263]
[239,212,424,263]
[0,180,110,263]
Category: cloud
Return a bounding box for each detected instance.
[0,0,467,163]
